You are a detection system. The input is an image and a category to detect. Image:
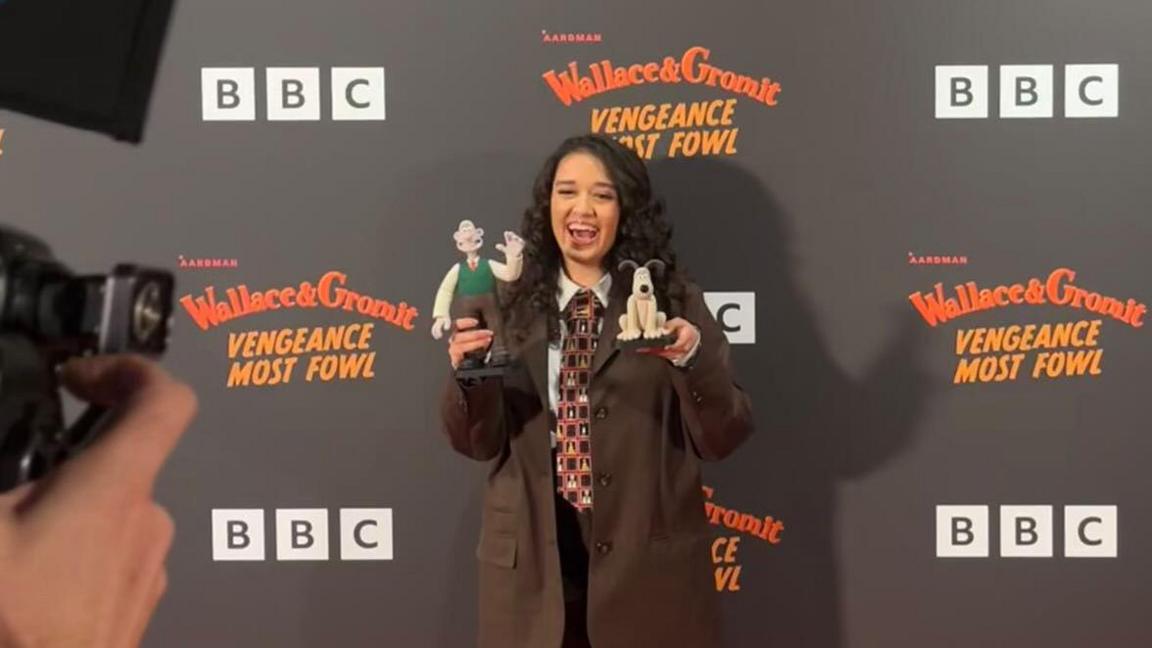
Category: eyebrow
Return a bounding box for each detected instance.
[554,180,616,191]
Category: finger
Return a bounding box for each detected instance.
[112,507,174,648]
[667,332,693,353]
[51,355,197,500]
[454,318,480,331]
[58,354,160,405]
[118,569,168,648]
[494,244,506,253]
[453,338,494,356]
[450,329,493,345]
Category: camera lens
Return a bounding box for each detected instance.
[132,280,165,346]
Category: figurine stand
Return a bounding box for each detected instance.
[454,364,508,380]
[616,334,676,352]
[453,351,511,379]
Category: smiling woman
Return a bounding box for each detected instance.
[440,134,754,648]
[549,153,621,285]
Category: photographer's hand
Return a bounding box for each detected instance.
[0,355,197,648]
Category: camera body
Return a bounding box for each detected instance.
[0,226,174,491]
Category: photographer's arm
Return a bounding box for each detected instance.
[0,355,196,648]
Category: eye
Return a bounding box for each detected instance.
[556,189,575,196]
[596,193,615,201]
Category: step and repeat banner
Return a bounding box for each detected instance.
[2,1,1149,646]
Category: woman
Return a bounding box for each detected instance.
[442,134,753,648]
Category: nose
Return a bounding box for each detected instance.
[574,191,594,215]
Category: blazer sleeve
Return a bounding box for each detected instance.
[667,283,754,461]
[440,373,508,461]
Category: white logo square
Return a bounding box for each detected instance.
[935,66,988,119]
[201,68,256,121]
[331,67,386,121]
[1065,65,1118,118]
[266,67,321,121]
[936,505,988,557]
[1000,65,1053,118]
[212,509,265,561]
[1064,505,1118,558]
[276,508,330,561]
[340,508,394,560]
[703,292,755,344]
[1000,505,1053,557]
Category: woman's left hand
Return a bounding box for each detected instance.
[638,317,699,364]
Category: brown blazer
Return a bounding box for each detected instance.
[441,282,753,648]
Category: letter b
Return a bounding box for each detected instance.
[1000,65,1053,118]
[212,509,265,561]
[202,68,256,121]
[1001,506,1052,557]
[935,66,988,118]
[267,68,320,121]
[228,521,251,549]
[276,509,329,560]
[936,505,988,557]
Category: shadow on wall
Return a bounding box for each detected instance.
[648,156,933,648]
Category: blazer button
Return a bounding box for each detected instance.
[597,472,612,487]
[595,541,613,555]
[691,391,703,404]
[594,407,608,420]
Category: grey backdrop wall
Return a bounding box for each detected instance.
[2,1,1150,646]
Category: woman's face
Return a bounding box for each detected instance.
[550,151,621,274]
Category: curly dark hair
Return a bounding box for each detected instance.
[503,134,687,342]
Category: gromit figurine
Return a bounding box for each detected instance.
[617,258,675,349]
[431,220,524,374]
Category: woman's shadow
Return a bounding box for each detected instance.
[648,156,933,648]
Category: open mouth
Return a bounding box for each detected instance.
[567,222,599,246]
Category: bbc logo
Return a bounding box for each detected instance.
[212,508,394,561]
[201,67,386,121]
[935,64,1118,119]
[936,505,1117,558]
[703,292,755,345]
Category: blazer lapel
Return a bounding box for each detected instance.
[591,295,623,376]
[520,315,550,408]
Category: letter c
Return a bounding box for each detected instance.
[717,303,741,333]
[354,520,379,548]
[346,79,371,109]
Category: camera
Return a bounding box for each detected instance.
[0,225,174,492]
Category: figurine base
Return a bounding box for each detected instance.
[454,352,512,379]
[616,334,676,352]
[454,364,508,379]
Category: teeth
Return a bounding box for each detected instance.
[568,223,598,234]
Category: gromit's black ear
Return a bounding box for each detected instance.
[643,258,666,276]
[618,259,639,273]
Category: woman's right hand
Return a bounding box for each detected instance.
[448,317,494,369]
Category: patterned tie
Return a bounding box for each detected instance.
[555,288,603,511]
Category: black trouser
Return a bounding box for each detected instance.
[555,493,592,647]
